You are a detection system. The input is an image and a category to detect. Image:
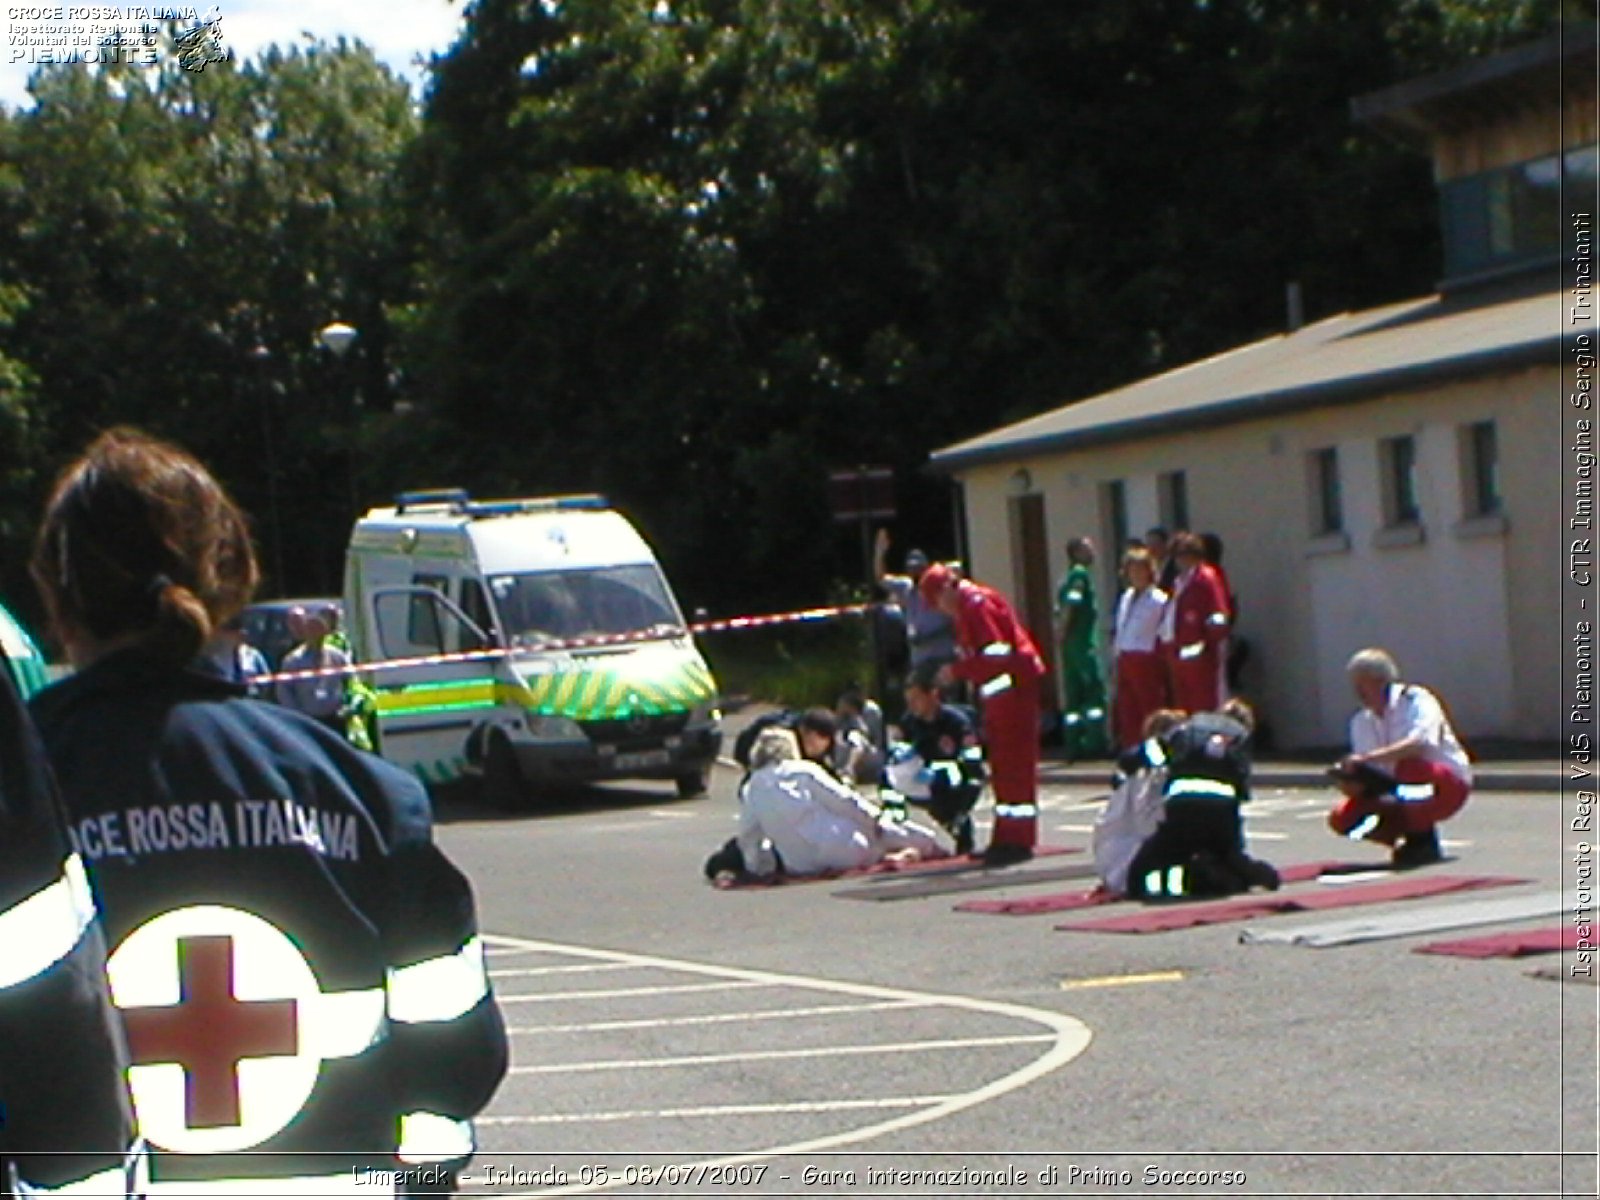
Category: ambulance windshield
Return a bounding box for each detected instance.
[489,566,683,647]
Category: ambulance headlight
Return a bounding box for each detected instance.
[527,714,584,741]
[687,701,721,729]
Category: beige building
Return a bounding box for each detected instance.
[930,28,1595,749]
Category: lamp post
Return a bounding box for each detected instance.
[249,342,288,591]
[317,321,360,520]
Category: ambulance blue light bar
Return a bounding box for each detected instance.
[466,495,609,517]
[390,490,610,518]
[394,489,471,514]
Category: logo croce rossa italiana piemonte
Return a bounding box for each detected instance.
[173,5,226,73]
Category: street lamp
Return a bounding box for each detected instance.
[248,342,287,591]
[317,321,361,523]
[317,321,358,359]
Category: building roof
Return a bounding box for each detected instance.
[1352,22,1596,144]
[929,280,1571,473]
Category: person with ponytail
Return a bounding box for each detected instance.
[28,429,507,1197]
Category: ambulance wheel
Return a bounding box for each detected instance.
[675,768,710,799]
[483,732,527,810]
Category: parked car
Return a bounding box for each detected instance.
[241,597,341,669]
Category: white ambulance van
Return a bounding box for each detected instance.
[343,490,722,806]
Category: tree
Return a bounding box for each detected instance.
[0,35,419,597]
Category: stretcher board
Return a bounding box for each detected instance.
[1238,890,1564,947]
[832,861,1101,902]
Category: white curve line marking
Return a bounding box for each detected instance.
[489,963,643,980]
[496,980,768,1004]
[506,998,929,1036]
[507,1033,1054,1075]
[479,934,1093,1198]
[475,1096,948,1127]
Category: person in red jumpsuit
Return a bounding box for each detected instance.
[920,564,1044,864]
[1159,532,1231,714]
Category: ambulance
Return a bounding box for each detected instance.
[343,490,722,806]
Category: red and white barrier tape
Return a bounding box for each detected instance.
[260,601,874,685]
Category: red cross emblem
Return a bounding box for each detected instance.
[123,935,299,1129]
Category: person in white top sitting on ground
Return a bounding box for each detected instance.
[1326,647,1472,868]
[1093,707,1185,896]
[1111,547,1170,751]
[721,727,951,883]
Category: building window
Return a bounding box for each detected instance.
[1157,470,1189,532]
[1440,142,1596,282]
[1380,436,1421,527]
[1308,448,1343,535]
[1460,420,1502,517]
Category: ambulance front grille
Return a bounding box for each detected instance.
[581,713,689,749]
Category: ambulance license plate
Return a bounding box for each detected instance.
[615,749,671,770]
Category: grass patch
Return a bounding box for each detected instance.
[699,616,876,710]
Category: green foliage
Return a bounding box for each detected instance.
[0,0,1577,629]
[0,36,418,598]
[408,0,1570,614]
[700,616,874,710]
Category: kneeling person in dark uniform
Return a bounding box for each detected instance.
[1126,700,1280,900]
[884,672,986,855]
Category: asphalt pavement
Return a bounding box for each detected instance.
[431,756,1596,1199]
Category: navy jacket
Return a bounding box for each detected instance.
[31,650,507,1188]
[0,665,137,1194]
[1160,712,1253,805]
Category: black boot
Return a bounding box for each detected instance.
[982,841,1033,867]
[1237,854,1281,892]
[949,813,975,856]
[1392,826,1443,869]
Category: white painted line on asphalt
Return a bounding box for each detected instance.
[1054,824,1096,833]
[507,998,930,1036]
[477,1095,949,1127]
[507,1034,1054,1076]
[646,809,696,819]
[488,962,643,980]
[481,933,1093,1198]
[496,979,769,1005]
[1245,831,1289,841]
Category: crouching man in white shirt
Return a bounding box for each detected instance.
[1327,647,1472,868]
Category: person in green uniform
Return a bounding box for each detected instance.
[320,602,380,752]
[0,600,50,699]
[1055,537,1109,759]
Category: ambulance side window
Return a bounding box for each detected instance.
[374,593,445,658]
[459,580,495,649]
[409,575,448,650]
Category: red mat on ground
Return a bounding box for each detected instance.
[1054,873,1527,933]
[717,844,1080,889]
[1413,926,1582,959]
[953,860,1365,915]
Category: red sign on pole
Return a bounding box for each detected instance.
[828,466,896,523]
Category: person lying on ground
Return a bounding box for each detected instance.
[705,727,952,885]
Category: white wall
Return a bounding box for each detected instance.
[953,365,1560,748]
